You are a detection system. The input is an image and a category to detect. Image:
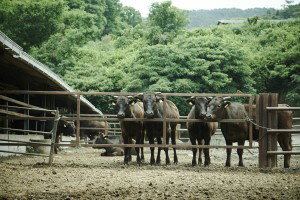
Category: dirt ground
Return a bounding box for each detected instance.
[0,147,299,200]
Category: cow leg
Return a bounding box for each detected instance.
[237,140,245,167]
[190,136,197,166]
[148,135,155,165]
[204,138,211,166]
[225,141,232,167]
[156,137,162,165]
[140,129,145,162]
[164,134,171,165]
[197,138,203,165]
[135,135,141,165]
[128,137,132,162]
[123,136,130,165]
[278,133,292,168]
[171,126,178,164]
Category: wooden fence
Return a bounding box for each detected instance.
[0,91,299,168]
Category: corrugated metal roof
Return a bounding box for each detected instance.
[0,31,103,116]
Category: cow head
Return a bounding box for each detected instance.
[60,119,76,137]
[205,96,231,120]
[93,132,109,149]
[187,96,213,119]
[134,92,163,119]
[110,96,135,119]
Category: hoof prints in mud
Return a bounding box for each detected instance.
[0,148,299,199]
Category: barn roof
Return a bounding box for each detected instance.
[217,19,292,25]
[0,31,102,115]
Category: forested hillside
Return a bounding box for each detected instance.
[187,8,275,28]
[0,0,299,113]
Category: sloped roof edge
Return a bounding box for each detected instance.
[0,31,103,116]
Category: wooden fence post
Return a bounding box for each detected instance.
[258,93,269,168]
[49,109,60,165]
[267,93,278,167]
[76,94,81,147]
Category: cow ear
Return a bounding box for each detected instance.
[127,96,135,105]
[156,95,164,102]
[134,93,143,102]
[223,101,231,108]
[207,96,213,101]
[186,96,195,106]
[108,99,116,106]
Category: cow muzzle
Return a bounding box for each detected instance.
[145,111,154,119]
[117,112,125,119]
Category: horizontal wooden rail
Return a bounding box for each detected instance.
[0,127,51,135]
[267,129,300,133]
[0,150,49,157]
[0,90,253,97]
[0,138,51,145]
[267,151,300,155]
[62,117,247,123]
[267,107,300,111]
[293,118,300,120]
[0,143,51,146]
[0,105,55,112]
[54,143,253,149]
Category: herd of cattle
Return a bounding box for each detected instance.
[53,92,293,168]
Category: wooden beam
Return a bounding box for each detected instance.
[267,151,300,155]
[0,108,32,117]
[0,95,39,108]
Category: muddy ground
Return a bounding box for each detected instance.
[0,147,299,200]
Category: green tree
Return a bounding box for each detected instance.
[148,1,189,33]
[120,6,142,27]
[0,0,65,50]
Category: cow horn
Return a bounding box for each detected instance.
[127,96,133,98]
[154,92,162,95]
[113,96,118,98]
[190,96,195,99]
[223,96,231,100]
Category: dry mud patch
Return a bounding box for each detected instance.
[0,147,299,199]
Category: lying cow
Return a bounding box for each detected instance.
[93,133,124,156]
[187,96,217,166]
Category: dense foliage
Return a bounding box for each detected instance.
[1,0,299,113]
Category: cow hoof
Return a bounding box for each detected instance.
[166,158,171,165]
[204,162,210,167]
[150,158,155,165]
[225,163,231,167]
[192,160,196,166]
[174,157,178,164]
[156,159,161,165]
[238,162,244,167]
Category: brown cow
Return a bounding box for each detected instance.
[187,96,218,166]
[135,92,180,165]
[206,96,248,167]
[80,120,108,140]
[110,96,145,165]
[246,104,293,168]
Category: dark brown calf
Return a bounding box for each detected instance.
[206,97,248,167]
[135,92,180,165]
[187,96,217,166]
[110,96,145,165]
